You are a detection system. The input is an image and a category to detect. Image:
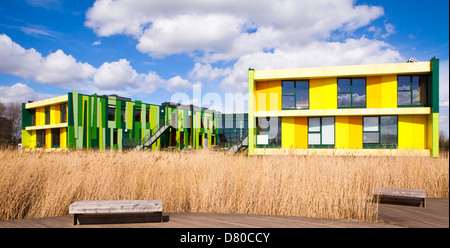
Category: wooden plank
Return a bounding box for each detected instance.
[69,199,162,214]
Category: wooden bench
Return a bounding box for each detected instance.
[69,199,163,225]
[372,187,426,207]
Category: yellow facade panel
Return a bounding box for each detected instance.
[336,116,363,149]
[399,115,427,149]
[294,117,308,148]
[255,81,281,111]
[309,79,323,110]
[335,116,349,149]
[322,78,337,109]
[398,115,413,149]
[366,76,382,108]
[45,129,51,149]
[21,130,35,148]
[60,127,67,149]
[412,115,427,149]
[381,75,397,108]
[281,117,295,149]
[50,104,60,125]
[348,116,363,149]
[36,107,44,126]
[309,78,337,110]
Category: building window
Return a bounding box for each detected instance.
[146,108,150,123]
[30,109,36,126]
[134,108,141,122]
[36,130,45,148]
[337,78,366,108]
[45,106,50,124]
[113,129,118,145]
[282,80,309,109]
[308,117,335,148]
[180,132,185,145]
[363,116,398,148]
[256,117,281,148]
[397,75,427,106]
[121,107,125,122]
[108,107,115,121]
[60,104,67,123]
[51,128,60,148]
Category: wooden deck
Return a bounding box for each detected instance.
[377,198,449,228]
[0,198,447,228]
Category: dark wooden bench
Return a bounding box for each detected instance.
[372,187,426,207]
[69,199,163,225]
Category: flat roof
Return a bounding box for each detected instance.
[253,61,431,81]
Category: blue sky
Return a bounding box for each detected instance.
[0,0,448,134]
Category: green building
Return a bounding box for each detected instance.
[21,90,222,151]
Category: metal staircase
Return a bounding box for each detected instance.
[226,135,248,154]
[136,124,171,151]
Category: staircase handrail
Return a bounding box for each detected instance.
[226,129,248,154]
[140,119,171,147]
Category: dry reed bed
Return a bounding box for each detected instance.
[0,149,448,221]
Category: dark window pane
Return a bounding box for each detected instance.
[337,79,351,92]
[352,79,366,107]
[412,76,419,105]
[282,95,295,109]
[398,76,410,90]
[51,128,60,148]
[363,132,379,144]
[338,93,351,107]
[418,76,426,105]
[398,91,411,106]
[296,81,309,109]
[108,107,115,121]
[134,109,141,122]
[380,116,397,145]
[282,81,295,94]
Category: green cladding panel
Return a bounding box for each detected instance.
[431,58,439,113]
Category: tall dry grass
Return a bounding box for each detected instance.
[0,148,448,221]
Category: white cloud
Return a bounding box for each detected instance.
[0,34,197,99]
[36,49,96,86]
[0,34,42,79]
[188,63,231,81]
[164,76,194,92]
[0,83,55,103]
[86,0,384,61]
[0,34,95,87]
[137,13,244,58]
[93,59,139,89]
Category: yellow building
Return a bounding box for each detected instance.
[248,59,440,157]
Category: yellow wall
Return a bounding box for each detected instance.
[295,117,308,148]
[366,75,397,108]
[45,129,51,149]
[36,107,45,126]
[335,116,362,149]
[281,117,308,149]
[366,77,382,108]
[309,78,337,110]
[398,115,427,149]
[50,104,60,124]
[281,117,295,149]
[21,130,35,148]
[255,81,282,111]
[60,127,67,148]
